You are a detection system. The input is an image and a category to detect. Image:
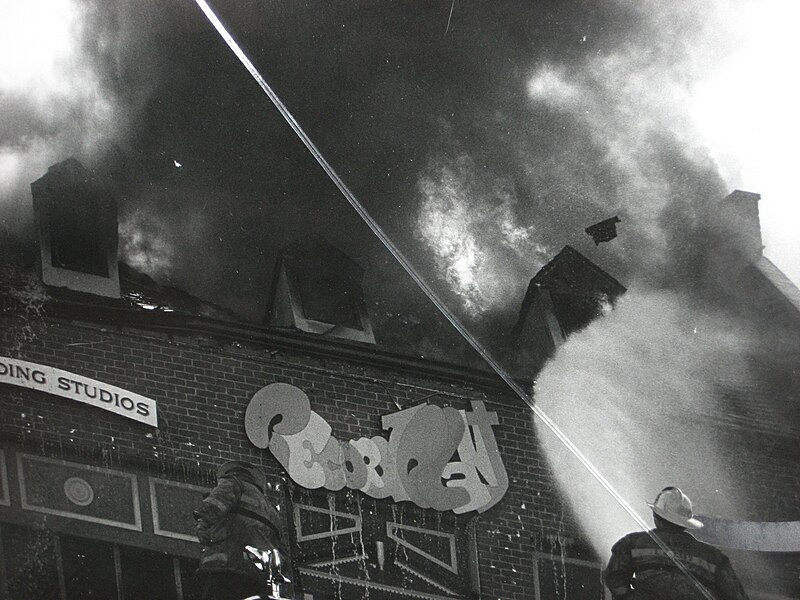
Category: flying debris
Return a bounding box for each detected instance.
[585,216,621,245]
[173,160,182,168]
[445,0,455,36]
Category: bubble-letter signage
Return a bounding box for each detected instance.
[245,383,508,513]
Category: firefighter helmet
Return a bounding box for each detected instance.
[647,487,703,529]
[216,461,267,493]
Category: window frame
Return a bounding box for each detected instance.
[0,524,194,600]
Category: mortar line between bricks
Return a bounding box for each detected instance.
[27,317,492,402]
[268,358,482,400]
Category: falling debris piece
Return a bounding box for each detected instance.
[445,0,455,35]
[173,159,182,168]
[585,216,621,245]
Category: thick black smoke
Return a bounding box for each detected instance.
[1,0,750,360]
[4,2,796,588]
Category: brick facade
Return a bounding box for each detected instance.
[2,275,800,599]
[0,308,581,600]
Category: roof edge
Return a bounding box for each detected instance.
[26,298,522,393]
[754,256,800,316]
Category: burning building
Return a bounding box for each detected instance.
[1,160,799,599]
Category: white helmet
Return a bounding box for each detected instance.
[647,487,703,530]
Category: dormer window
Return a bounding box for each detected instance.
[31,158,120,298]
[266,242,375,344]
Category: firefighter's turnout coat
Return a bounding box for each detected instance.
[604,529,749,600]
[193,471,282,580]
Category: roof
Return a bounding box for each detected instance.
[754,255,800,317]
[117,262,245,320]
[0,241,247,323]
[0,242,510,392]
[513,245,626,337]
[529,245,627,298]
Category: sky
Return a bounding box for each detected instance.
[0,0,798,359]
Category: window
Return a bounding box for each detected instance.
[2,523,60,600]
[61,535,118,599]
[0,524,200,600]
[119,545,185,600]
[49,193,109,277]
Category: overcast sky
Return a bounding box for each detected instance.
[1,0,798,358]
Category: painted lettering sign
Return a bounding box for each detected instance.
[0,356,157,427]
[245,383,508,513]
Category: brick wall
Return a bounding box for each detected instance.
[4,310,799,598]
[0,313,579,600]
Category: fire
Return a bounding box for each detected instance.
[416,155,549,317]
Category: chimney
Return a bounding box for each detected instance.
[265,241,376,344]
[718,190,763,262]
[30,158,120,298]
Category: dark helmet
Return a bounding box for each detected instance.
[216,461,267,493]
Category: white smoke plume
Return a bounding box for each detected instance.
[117,183,223,297]
[0,0,126,230]
[118,212,177,279]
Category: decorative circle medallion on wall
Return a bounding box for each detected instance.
[63,477,95,506]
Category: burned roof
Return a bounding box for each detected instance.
[0,241,244,323]
[529,245,627,298]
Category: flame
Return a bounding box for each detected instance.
[416,155,549,317]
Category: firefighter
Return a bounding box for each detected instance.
[604,487,749,600]
[194,461,283,600]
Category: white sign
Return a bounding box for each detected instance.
[0,356,157,427]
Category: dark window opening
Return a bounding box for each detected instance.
[60,535,118,600]
[3,523,60,600]
[49,193,109,277]
[0,524,200,600]
[296,273,362,329]
[120,545,180,600]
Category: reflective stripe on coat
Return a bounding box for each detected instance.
[603,530,749,600]
[194,474,282,581]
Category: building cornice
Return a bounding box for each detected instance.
[29,299,521,394]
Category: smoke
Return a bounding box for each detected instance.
[0,0,130,231]
[116,183,240,311]
[119,212,177,279]
[3,0,794,354]
[686,1,800,286]
[534,290,757,555]
[517,2,794,590]
[411,1,742,320]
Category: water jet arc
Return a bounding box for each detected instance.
[696,517,800,552]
